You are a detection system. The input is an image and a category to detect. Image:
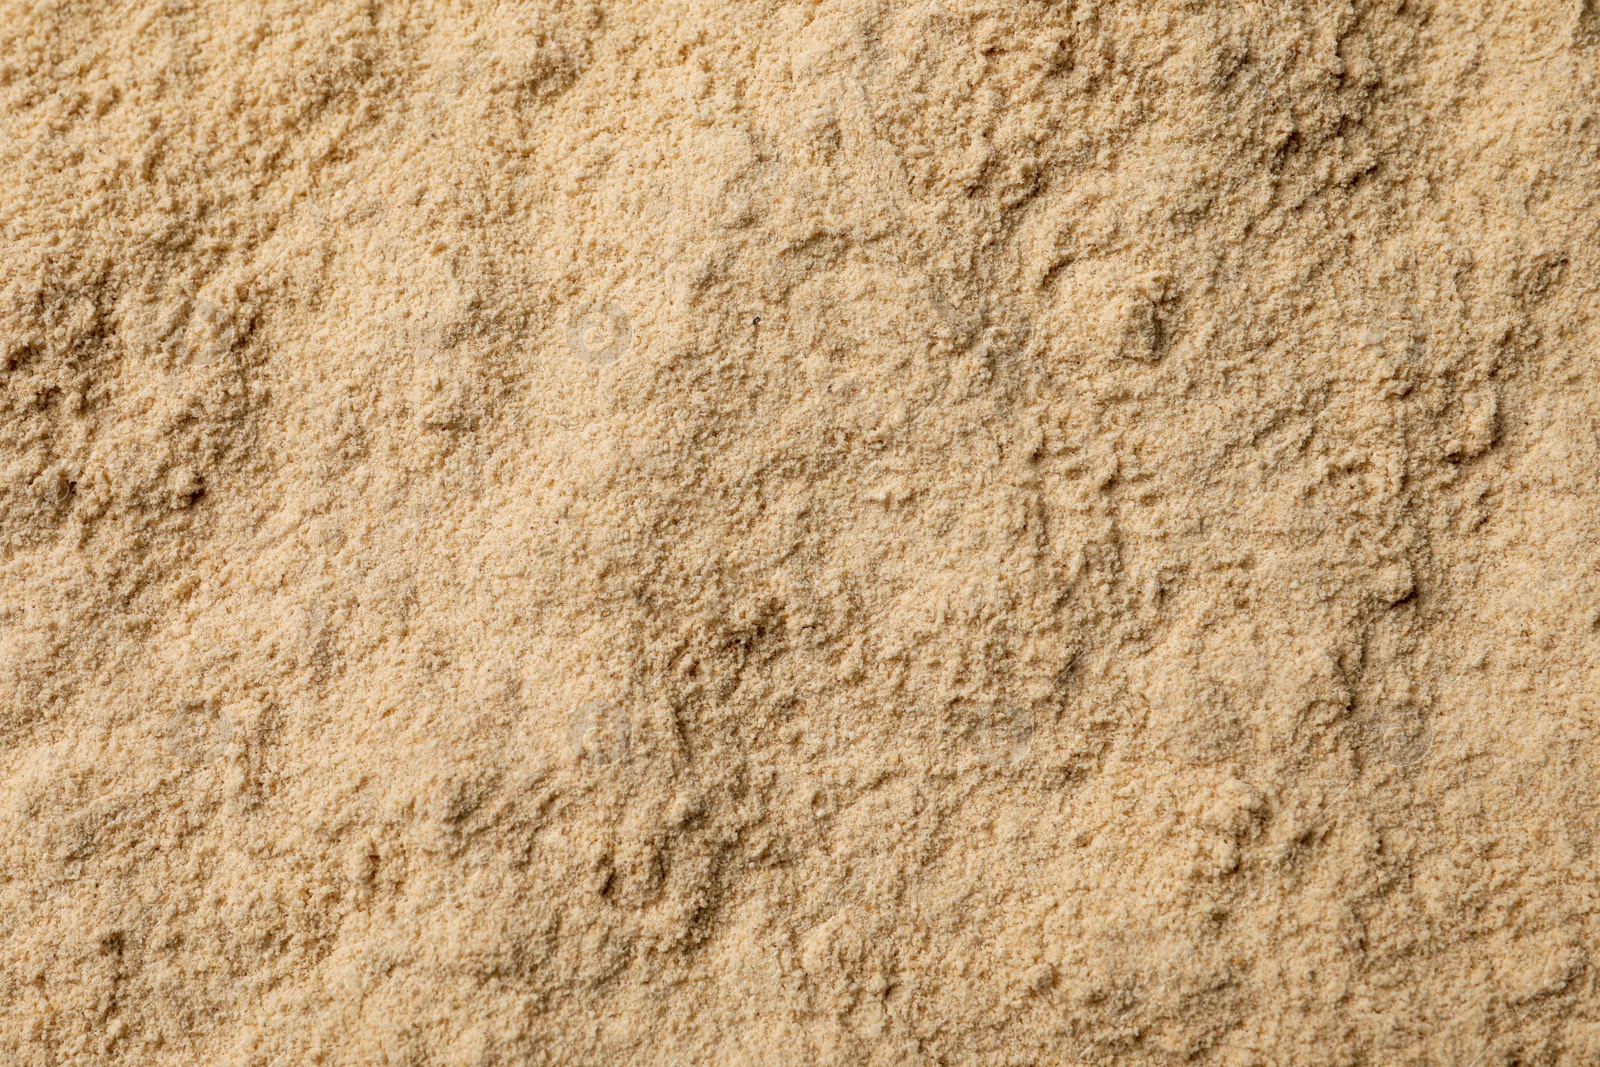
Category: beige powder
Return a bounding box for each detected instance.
[2,1,1599,1064]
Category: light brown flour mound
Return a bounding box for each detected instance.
[3,1,1599,1064]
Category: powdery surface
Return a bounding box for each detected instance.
[2,1,1599,1064]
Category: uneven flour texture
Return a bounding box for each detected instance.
[3,1,1600,1064]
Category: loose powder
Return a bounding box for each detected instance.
[2,2,1599,1064]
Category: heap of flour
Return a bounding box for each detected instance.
[2,2,1597,1063]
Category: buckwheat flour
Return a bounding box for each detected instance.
[2,1,1598,1064]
